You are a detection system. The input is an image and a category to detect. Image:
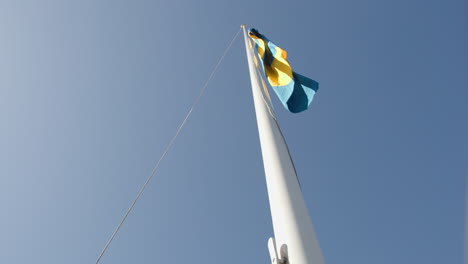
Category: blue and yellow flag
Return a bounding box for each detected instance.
[248,28,319,113]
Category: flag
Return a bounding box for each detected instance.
[248,28,319,113]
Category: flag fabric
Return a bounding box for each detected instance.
[248,28,319,113]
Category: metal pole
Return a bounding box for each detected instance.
[241,24,324,264]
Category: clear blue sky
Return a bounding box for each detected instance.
[0,0,466,263]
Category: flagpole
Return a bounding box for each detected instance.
[241,25,325,264]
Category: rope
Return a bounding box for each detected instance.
[95,28,242,264]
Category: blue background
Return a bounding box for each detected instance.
[0,0,466,263]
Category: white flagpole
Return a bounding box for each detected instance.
[241,25,325,264]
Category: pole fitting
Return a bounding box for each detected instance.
[268,237,288,264]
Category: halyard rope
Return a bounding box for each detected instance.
[95,28,242,264]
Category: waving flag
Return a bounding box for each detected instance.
[248,28,319,113]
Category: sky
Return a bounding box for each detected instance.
[0,0,466,263]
